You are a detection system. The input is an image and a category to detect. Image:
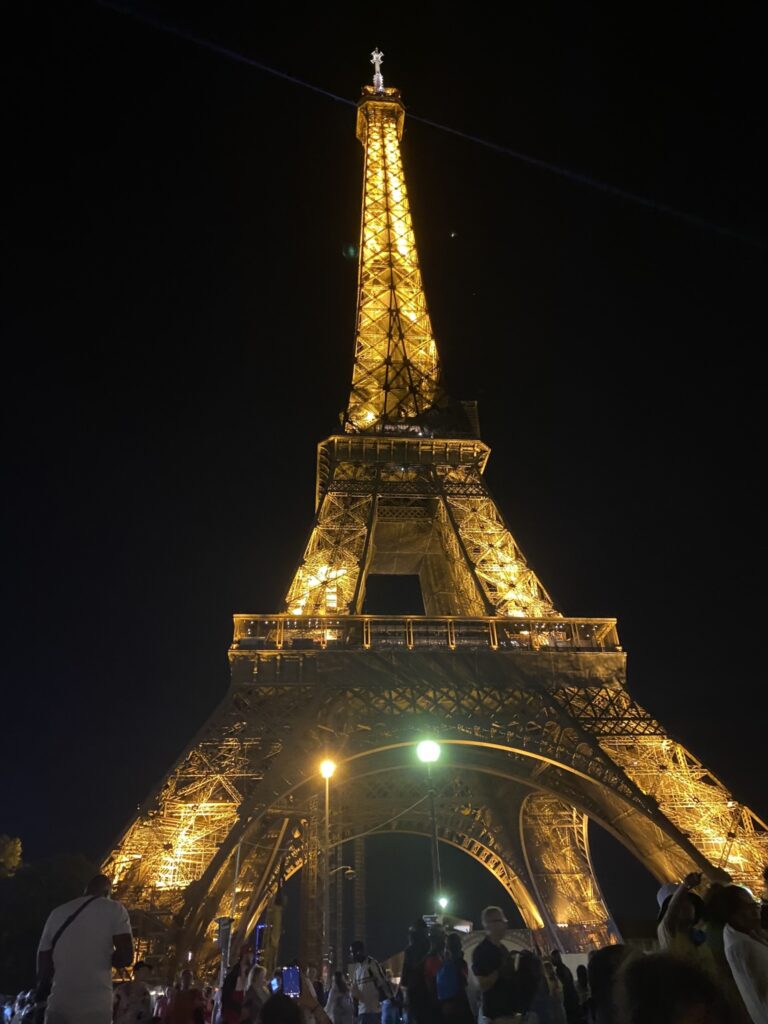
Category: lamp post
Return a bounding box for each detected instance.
[319,759,336,975]
[416,740,443,914]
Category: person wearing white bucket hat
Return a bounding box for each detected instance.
[656,871,719,979]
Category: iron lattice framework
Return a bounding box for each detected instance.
[104,61,767,975]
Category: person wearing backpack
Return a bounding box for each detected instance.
[350,942,393,1024]
[437,935,473,1024]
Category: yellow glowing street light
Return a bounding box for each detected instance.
[416,740,441,764]
[320,759,337,779]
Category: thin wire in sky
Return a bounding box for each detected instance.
[97,0,762,248]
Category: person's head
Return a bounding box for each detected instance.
[550,949,563,966]
[720,884,761,933]
[133,960,149,981]
[615,951,729,1024]
[165,986,174,998]
[85,873,112,898]
[333,971,348,994]
[543,959,557,982]
[576,963,588,988]
[408,918,429,953]
[516,951,543,1010]
[240,946,254,968]
[261,993,305,1024]
[481,905,508,942]
[446,932,463,960]
[306,964,317,981]
[180,970,195,990]
[247,965,267,990]
[350,940,366,963]
[587,945,632,1018]
[659,891,704,931]
[428,925,446,955]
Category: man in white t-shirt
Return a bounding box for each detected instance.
[349,941,391,1024]
[722,884,768,1024]
[37,873,134,1024]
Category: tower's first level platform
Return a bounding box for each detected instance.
[231,614,620,655]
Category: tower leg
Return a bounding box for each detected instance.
[520,793,620,952]
[353,837,366,948]
[300,794,322,968]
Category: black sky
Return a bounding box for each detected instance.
[2,0,765,952]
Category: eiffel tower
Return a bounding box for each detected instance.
[105,54,767,972]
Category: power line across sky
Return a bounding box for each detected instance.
[97,0,762,249]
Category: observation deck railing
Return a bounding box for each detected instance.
[231,615,620,654]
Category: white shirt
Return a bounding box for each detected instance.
[724,923,768,1024]
[352,957,385,1014]
[38,895,132,1010]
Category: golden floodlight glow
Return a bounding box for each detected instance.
[319,759,337,779]
[345,87,440,432]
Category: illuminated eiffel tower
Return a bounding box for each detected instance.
[105,53,767,973]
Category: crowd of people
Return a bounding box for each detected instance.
[2,866,767,1024]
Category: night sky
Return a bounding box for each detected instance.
[2,1,764,957]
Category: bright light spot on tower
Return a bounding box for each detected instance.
[320,759,337,779]
[416,740,441,763]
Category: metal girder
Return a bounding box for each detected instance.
[519,793,620,953]
[345,87,440,432]
[103,66,766,982]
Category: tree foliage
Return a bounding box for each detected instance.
[0,835,22,878]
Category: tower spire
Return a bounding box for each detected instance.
[345,61,441,433]
[370,47,384,93]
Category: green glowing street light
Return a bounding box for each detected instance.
[438,896,449,910]
[416,739,441,763]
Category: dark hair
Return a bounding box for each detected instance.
[615,951,729,1024]
[260,993,305,1024]
[333,971,348,994]
[85,874,111,896]
[576,963,588,987]
[659,890,704,926]
[350,941,365,954]
[587,944,632,1013]
[702,883,730,926]
[515,950,542,1012]
[446,933,464,960]
[134,961,147,972]
[719,884,757,920]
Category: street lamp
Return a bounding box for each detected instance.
[319,759,336,975]
[438,896,449,911]
[416,740,443,913]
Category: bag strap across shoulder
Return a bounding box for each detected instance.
[50,895,100,951]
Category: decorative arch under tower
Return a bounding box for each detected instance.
[104,55,767,975]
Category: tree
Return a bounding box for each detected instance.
[0,835,22,877]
